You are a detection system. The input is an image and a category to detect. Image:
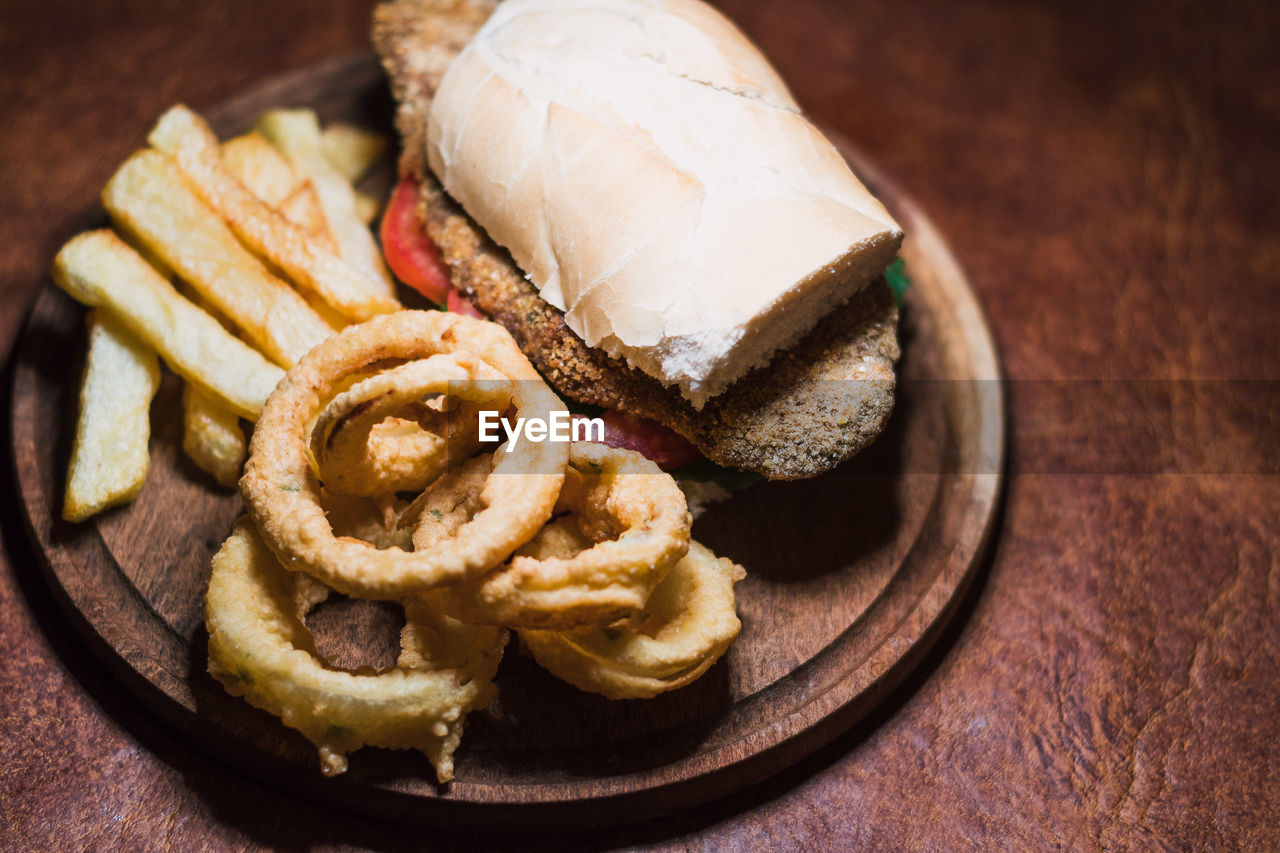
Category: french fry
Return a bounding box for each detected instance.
[255,109,396,299]
[277,181,337,251]
[182,382,247,488]
[52,230,284,419]
[320,123,388,183]
[63,310,161,522]
[103,150,333,366]
[175,280,239,338]
[221,132,299,207]
[353,191,381,226]
[224,133,337,249]
[168,210,338,336]
[302,290,351,333]
[148,106,398,321]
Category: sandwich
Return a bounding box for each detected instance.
[373,0,903,480]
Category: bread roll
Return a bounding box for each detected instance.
[426,0,902,408]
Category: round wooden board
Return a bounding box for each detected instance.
[10,55,1004,830]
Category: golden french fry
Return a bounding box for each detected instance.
[277,181,337,250]
[148,106,398,321]
[63,310,161,522]
[103,150,333,367]
[302,291,351,333]
[174,280,237,337]
[120,232,176,282]
[255,109,395,299]
[221,132,299,207]
[320,123,388,183]
[353,191,381,226]
[224,133,338,249]
[183,382,247,488]
[52,230,285,419]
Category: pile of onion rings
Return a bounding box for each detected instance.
[206,309,746,781]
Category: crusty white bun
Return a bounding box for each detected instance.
[426,0,903,408]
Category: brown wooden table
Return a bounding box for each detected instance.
[2,0,1276,848]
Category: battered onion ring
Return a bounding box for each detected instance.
[241,310,567,598]
[424,443,692,630]
[311,352,511,496]
[399,451,494,539]
[205,519,506,782]
[321,489,414,551]
[521,541,745,699]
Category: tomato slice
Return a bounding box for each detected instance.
[446,287,485,319]
[592,410,703,471]
[380,177,452,305]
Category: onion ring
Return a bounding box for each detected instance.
[205,519,507,782]
[521,540,745,699]
[310,352,511,496]
[321,489,414,551]
[399,451,494,540]
[241,310,567,598]
[425,443,692,631]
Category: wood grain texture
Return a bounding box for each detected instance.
[9,55,1002,829]
[1,0,1277,848]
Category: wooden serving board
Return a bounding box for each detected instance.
[9,55,1004,830]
